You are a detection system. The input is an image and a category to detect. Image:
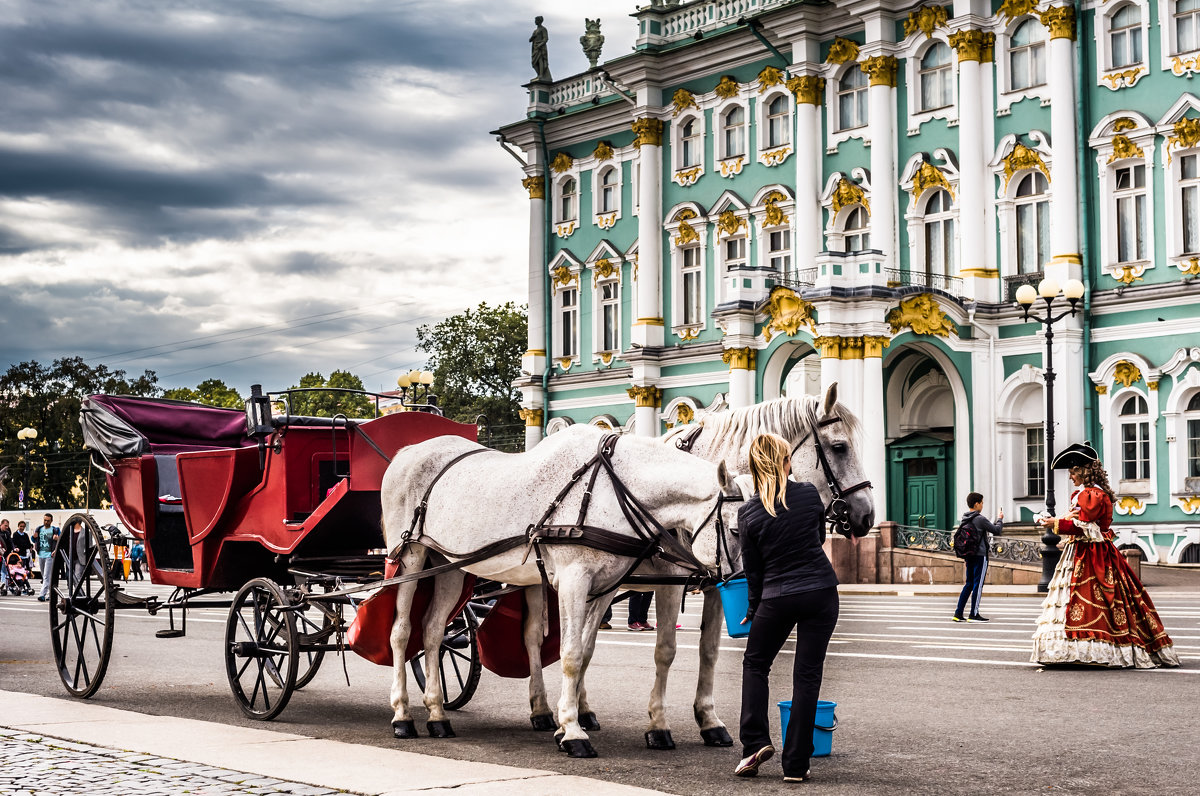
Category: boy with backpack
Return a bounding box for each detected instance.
[953,492,1003,622]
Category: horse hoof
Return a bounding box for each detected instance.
[700,726,734,747]
[562,739,598,758]
[554,728,566,751]
[645,729,676,750]
[392,720,419,739]
[530,713,557,732]
[426,720,456,738]
[578,712,601,731]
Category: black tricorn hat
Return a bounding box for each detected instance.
[1051,442,1099,470]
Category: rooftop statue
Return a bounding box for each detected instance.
[531,16,552,83]
[581,19,604,70]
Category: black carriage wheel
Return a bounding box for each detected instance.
[293,601,334,690]
[409,601,483,712]
[48,514,115,699]
[224,578,298,721]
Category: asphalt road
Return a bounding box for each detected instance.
[2,581,1197,795]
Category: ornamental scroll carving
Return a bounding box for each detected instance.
[714,75,740,99]
[1112,118,1137,133]
[912,161,954,201]
[826,37,860,65]
[551,265,577,293]
[717,210,745,239]
[592,257,620,286]
[631,117,663,148]
[762,191,790,228]
[551,152,574,173]
[786,75,825,105]
[831,178,868,215]
[675,404,695,425]
[758,66,785,93]
[1166,117,1200,163]
[672,88,698,116]
[1113,360,1142,388]
[593,140,614,160]
[761,286,817,344]
[997,0,1039,24]
[674,208,700,246]
[1107,135,1144,164]
[1001,143,1050,190]
[903,5,948,39]
[886,294,957,337]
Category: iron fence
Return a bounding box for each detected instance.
[1003,271,1043,302]
[769,268,817,290]
[884,268,964,295]
[893,524,1041,565]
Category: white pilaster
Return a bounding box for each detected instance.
[863,342,887,523]
[950,29,998,300]
[520,171,547,449]
[863,54,898,270]
[633,116,665,348]
[1045,6,1080,279]
[793,76,824,270]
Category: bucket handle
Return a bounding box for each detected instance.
[813,713,838,732]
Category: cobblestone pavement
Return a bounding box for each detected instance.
[0,728,347,796]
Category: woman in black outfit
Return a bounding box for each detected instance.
[734,433,839,783]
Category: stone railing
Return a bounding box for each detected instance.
[642,0,793,45]
[548,73,613,108]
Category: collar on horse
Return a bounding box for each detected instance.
[791,415,871,536]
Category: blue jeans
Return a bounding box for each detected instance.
[955,555,988,617]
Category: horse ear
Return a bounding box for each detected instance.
[823,382,839,416]
[717,461,731,492]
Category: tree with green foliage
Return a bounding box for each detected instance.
[0,358,158,509]
[416,302,527,433]
[285,370,373,418]
[163,378,243,408]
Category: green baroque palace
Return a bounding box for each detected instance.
[496,0,1200,563]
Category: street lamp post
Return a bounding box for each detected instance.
[1015,277,1086,592]
[16,427,37,510]
[396,370,437,408]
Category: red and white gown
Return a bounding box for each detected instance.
[1031,486,1179,668]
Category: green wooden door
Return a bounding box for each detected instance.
[904,459,942,529]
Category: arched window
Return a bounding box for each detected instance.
[559,178,577,222]
[1175,0,1200,54]
[1110,5,1144,68]
[1015,172,1049,274]
[837,67,868,131]
[919,43,953,111]
[1010,20,1047,90]
[599,168,618,214]
[681,119,701,168]
[923,189,955,277]
[843,205,870,252]
[1120,394,1150,480]
[1187,392,1200,477]
[766,96,790,148]
[722,106,745,158]
[1114,163,1147,263]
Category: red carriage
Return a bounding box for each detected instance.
[52,387,551,720]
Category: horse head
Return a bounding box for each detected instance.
[790,383,875,538]
[685,462,750,581]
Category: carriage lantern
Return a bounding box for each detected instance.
[245,384,274,437]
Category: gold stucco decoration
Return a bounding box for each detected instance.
[886,294,958,337]
[761,286,817,343]
[674,209,700,246]
[675,404,695,425]
[786,75,825,105]
[1096,384,1108,395]
[1114,264,1144,285]
[721,347,757,370]
[762,191,790,227]
[592,257,620,286]
[861,55,899,87]
[863,335,891,358]
[551,265,577,294]
[518,408,544,427]
[998,0,1040,23]
[826,37,860,65]
[904,5,949,39]
[521,175,546,200]
[1166,117,1200,164]
[812,336,842,359]
[557,357,574,372]
[912,161,955,201]
[593,140,614,161]
[831,178,868,215]
[1038,6,1076,40]
[551,152,574,173]
[1112,360,1142,388]
[631,117,664,148]
[758,65,786,93]
[948,29,994,63]
[1181,257,1200,276]
[1148,381,1159,391]
[626,385,662,408]
[1178,496,1200,514]
[1108,135,1144,163]
[1101,68,1144,90]
[1112,118,1137,133]
[1001,143,1050,190]
[672,88,698,117]
[718,209,745,238]
[1115,496,1145,515]
[714,75,741,99]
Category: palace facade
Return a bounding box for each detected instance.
[495,0,1200,563]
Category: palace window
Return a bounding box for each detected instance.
[724,236,746,271]
[1176,0,1200,54]
[1182,153,1200,254]
[768,229,791,271]
[559,178,577,223]
[681,246,704,325]
[766,96,790,149]
[919,43,954,112]
[1187,392,1200,477]
[599,282,619,353]
[843,205,870,252]
[559,287,578,359]
[923,189,955,277]
[722,106,746,158]
[1026,426,1046,498]
[682,119,701,168]
[1114,164,1147,263]
[837,67,868,132]
[1110,4,1144,68]
[1010,20,1047,90]
[1120,394,1151,480]
[599,167,618,214]
[1015,172,1050,274]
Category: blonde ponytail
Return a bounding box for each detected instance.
[748,433,791,517]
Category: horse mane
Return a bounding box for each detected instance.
[697,396,862,455]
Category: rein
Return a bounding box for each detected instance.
[791,415,872,536]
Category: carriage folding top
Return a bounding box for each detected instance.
[81,393,477,590]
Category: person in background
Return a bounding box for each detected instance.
[953,492,1003,622]
[626,591,654,631]
[12,521,34,594]
[35,513,59,601]
[734,433,839,784]
[0,519,12,595]
[130,540,146,581]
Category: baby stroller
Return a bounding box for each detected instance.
[4,552,33,596]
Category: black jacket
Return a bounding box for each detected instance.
[738,480,839,620]
[11,530,32,555]
[960,510,1003,558]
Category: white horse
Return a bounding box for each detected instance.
[379,424,740,758]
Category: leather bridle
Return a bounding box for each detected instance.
[792,416,872,536]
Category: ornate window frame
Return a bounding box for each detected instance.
[996,16,1051,114]
[1096,0,1151,89]
[901,150,961,277]
[1162,347,1200,511]
[546,416,574,435]
[1091,352,1161,512]
[552,171,580,238]
[671,110,706,186]
[665,203,710,339]
[756,87,794,168]
[547,250,583,369]
[584,241,625,364]
[713,92,752,178]
[710,190,753,305]
[1155,94,1200,271]
[1159,0,1200,75]
[660,396,703,430]
[904,35,959,134]
[1089,112,1157,284]
[824,61,869,151]
[750,184,795,268]
[990,132,1054,277]
[821,169,872,252]
[591,162,623,230]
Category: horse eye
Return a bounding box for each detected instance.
[832,442,849,454]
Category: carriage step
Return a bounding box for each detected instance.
[155,629,186,639]
[111,591,159,611]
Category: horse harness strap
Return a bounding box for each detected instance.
[790,415,871,535]
[673,425,704,454]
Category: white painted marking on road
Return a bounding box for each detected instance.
[914,644,1035,653]
[826,651,1035,667]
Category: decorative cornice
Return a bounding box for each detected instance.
[862,55,899,87]
[721,347,757,370]
[998,0,1039,24]
[886,294,957,337]
[593,140,614,161]
[631,117,663,148]
[627,385,662,408]
[518,408,544,427]
[1107,135,1145,163]
[717,209,746,239]
[758,65,786,93]
[912,161,954,201]
[1113,360,1142,388]
[1166,117,1200,164]
[826,37,860,65]
[948,29,994,63]
[761,286,816,343]
[672,88,698,117]
[1001,142,1050,190]
[1038,5,1076,40]
[904,5,948,39]
[831,177,868,215]
[714,75,740,99]
[551,152,574,173]
[522,175,546,200]
[786,75,825,105]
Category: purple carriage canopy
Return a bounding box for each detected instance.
[81,395,255,457]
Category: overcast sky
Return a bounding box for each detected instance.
[0,0,637,394]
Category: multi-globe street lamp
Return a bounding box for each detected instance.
[396,370,436,407]
[1014,277,1086,592]
[16,427,37,510]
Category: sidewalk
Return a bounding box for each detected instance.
[0,691,669,796]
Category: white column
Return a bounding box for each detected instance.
[949,30,997,301]
[863,56,898,270]
[633,116,665,348]
[793,76,825,268]
[1044,6,1081,280]
[863,338,887,523]
[725,348,756,409]
[520,172,547,449]
[628,386,662,438]
[818,337,842,397]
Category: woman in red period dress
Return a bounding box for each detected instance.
[1031,443,1179,668]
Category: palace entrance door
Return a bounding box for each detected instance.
[888,432,954,531]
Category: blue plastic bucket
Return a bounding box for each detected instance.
[778,700,837,757]
[715,578,750,638]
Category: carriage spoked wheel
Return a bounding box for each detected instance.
[292,594,336,690]
[409,600,483,711]
[48,513,115,699]
[224,578,298,721]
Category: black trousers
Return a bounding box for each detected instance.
[739,586,839,777]
[626,591,652,624]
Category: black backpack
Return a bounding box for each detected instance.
[952,516,982,558]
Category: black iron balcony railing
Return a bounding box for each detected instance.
[1004,271,1044,302]
[769,267,817,290]
[883,268,964,295]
